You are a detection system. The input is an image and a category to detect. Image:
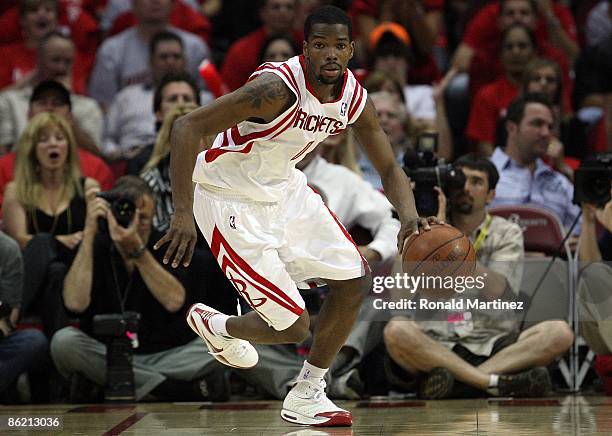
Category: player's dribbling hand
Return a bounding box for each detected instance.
[154,212,197,268]
[398,216,440,255]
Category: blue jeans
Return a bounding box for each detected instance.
[0,329,48,393]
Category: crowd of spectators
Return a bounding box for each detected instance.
[0,0,610,404]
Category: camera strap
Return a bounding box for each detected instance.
[473,214,492,253]
[109,246,134,315]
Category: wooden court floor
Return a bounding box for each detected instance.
[2,395,612,435]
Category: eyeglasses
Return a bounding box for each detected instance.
[529,75,558,84]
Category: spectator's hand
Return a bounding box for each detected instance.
[154,211,197,268]
[56,231,84,250]
[358,246,382,264]
[0,317,12,338]
[85,187,109,234]
[124,146,143,160]
[433,68,458,103]
[107,208,144,255]
[433,186,447,222]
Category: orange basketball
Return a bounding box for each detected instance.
[402,224,476,299]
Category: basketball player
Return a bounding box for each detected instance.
[155,6,433,427]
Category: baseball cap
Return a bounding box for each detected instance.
[30,80,72,109]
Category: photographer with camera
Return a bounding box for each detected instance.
[384,154,573,399]
[0,231,48,403]
[50,176,225,402]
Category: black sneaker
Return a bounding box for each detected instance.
[498,367,551,397]
[418,367,455,399]
[198,367,231,402]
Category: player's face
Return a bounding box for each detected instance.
[451,167,493,215]
[303,23,354,85]
[511,103,554,160]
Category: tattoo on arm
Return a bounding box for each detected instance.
[237,75,292,109]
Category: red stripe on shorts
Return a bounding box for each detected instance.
[210,226,304,316]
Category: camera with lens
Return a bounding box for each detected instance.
[93,311,141,402]
[403,133,466,216]
[96,189,137,231]
[573,152,612,207]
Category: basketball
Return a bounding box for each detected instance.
[402,224,476,298]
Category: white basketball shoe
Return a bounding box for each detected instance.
[281,379,353,427]
[187,303,259,369]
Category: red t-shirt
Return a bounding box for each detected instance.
[221,28,303,91]
[463,2,576,96]
[0,149,114,208]
[466,76,519,144]
[108,1,212,44]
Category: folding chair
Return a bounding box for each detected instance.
[489,204,577,390]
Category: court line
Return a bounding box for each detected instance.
[103,412,148,435]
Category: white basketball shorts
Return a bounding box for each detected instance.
[193,180,368,331]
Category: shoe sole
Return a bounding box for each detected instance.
[280,409,352,427]
[186,304,257,369]
[419,368,454,399]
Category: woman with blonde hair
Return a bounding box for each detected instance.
[3,112,98,335]
[141,104,198,233]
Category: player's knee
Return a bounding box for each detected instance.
[280,310,310,343]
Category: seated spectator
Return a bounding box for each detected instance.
[259,33,299,64]
[0,0,99,77]
[88,0,211,108]
[126,71,202,176]
[519,58,585,176]
[349,0,442,84]
[140,104,198,233]
[450,0,577,97]
[0,231,48,404]
[296,147,400,266]
[3,112,97,336]
[103,31,211,162]
[221,0,301,91]
[51,176,227,401]
[466,24,537,156]
[384,154,573,398]
[104,0,212,44]
[358,91,416,190]
[489,93,581,232]
[0,0,94,93]
[0,80,114,208]
[0,34,103,153]
[577,186,612,394]
[368,23,437,122]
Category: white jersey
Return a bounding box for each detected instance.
[192,55,368,202]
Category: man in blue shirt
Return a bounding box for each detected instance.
[489,93,581,233]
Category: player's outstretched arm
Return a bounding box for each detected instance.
[352,97,435,253]
[155,73,295,267]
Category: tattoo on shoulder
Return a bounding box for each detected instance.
[238,75,292,109]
